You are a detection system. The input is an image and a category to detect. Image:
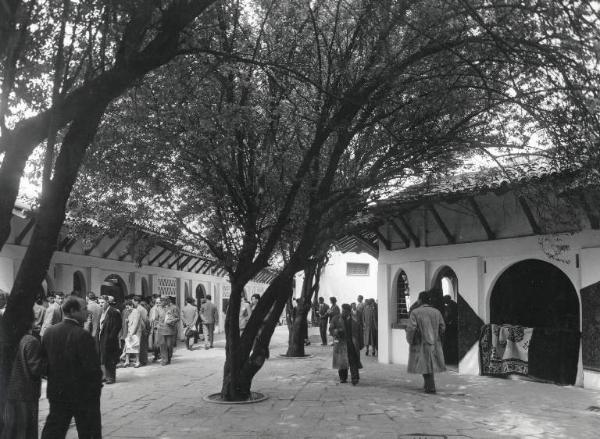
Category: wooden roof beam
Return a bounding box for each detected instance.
[158,251,175,267]
[374,229,391,250]
[148,247,167,266]
[201,262,213,274]
[64,238,78,252]
[178,255,194,271]
[195,260,207,274]
[84,236,104,256]
[15,218,35,245]
[187,257,202,272]
[518,196,541,235]
[102,230,128,259]
[467,197,496,240]
[388,219,410,248]
[398,215,420,247]
[352,233,378,255]
[168,254,184,269]
[57,236,70,251]
[428,204,455,244]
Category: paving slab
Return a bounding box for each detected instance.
[36,326,600,438]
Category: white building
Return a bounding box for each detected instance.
[0,207,274,334]
[352,169,600,389]
[293,250,378,306]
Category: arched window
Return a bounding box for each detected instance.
[72,271,86,298]
[396,270,409,322]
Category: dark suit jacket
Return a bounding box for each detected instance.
[99,306,122,365]
[42,319,102,403]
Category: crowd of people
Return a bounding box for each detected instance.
[0,290,224,438]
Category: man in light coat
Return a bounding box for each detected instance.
[406,290,446,394]
[181,297,199,350]
[200,295,218,349]
[85,292,102,350]
[40,292,64,337]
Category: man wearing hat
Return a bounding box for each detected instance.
[98,295,122,384]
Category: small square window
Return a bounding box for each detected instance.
[347,262,369,276]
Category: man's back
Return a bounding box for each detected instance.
[43,320,102,403]
[201,302,218,324]
[87,301,102,337]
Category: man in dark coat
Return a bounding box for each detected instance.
[98,295,122,384]
[317,297,330,345]
[41,296,103,439]
[330,303,363,385]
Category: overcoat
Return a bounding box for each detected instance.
[329,314,363,370]
[99,306,122,368]
[363,303,378,346]
[406,304,446,374]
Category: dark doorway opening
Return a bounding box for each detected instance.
[432,266,459,365]
[101,274,128,305]
[490,259,579,330]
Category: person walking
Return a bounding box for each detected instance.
[41,296,103,438]
[98,295,122,385]
[1,311,46,439]
[157,296,179,365]
[363,298,378,356]
[200,295,218,349]
[406,290,446,394]
[181,297,199,350]
[317,297,330,345]
[329,303,363,385]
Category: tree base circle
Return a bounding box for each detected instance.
[203,392,269,404]
[277,353,315,359]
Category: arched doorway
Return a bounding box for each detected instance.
[195,284,206,306]
[72,271,87,298]
[489,259,580,385]
[490,259,579,330]
[432,266,459,365]
[101,274,128,305]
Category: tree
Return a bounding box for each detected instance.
[72,0,600,402]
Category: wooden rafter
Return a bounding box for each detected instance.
[195,261,207,274]
[15,218,35,245]
[398,215,420,247]
[178,256,194,271]
[201,262,213,274]
[517,196,541,235]
[388,219,410,248]
[58,236,70,251]
[374,229,391,250]
[118,248,130,262]
[102,230,128,259]
[84,236,104,256]
[148,248,167,265]
[64,238,78,252]
[168,254,184,269]
[467,197,496,240]
[158,251,175,267]
[428,204,455,244]
[187,258,202,273]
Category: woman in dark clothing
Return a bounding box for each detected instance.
[363,298,378,356]
[330,303,363,385]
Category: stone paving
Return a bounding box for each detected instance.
[38,327,600,438]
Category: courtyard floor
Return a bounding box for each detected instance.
[38,326,600,438]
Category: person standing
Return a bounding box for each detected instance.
[329,303,363,385]
[181,297,199,350]
[41,296,103,438]
[148,295,163,362]
[356,295,365,349]
[363,298,378,356]
[98,295,122,385]
[317,297,330,346]
[200,295,218,349]
[327,297,340,321]
[1,312,46,439]
[133,296,149,365]
[406,290,446,394]
[32,294,46,340]
[250,294,260,313]
[122,300,141,368]
[157,296,179,365]
[85,293,102,351]
[40,292,64,337]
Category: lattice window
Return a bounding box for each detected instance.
[157,276,177,297]
[396,271,409,322]
[346,262,369,276]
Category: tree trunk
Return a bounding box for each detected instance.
[286,263,317,357]
[220,276,245,401]
[3,102,105,357]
